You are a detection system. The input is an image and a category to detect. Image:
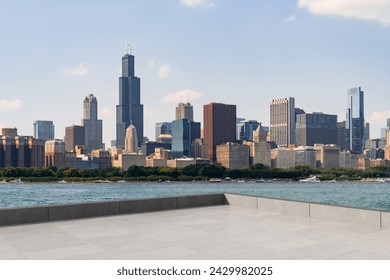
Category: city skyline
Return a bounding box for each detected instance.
[1,1,390,146]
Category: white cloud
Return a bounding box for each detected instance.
[100,108,115,118]
[180,0,217,9]
[163,89,202,103]
[0,99,22,112]
[298,0,390,26]
[367,111,390,125]
[62,63,88,76]
[284,15,296,22]
[158,64,172,79]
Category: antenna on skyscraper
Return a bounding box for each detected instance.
[127,30,132,54]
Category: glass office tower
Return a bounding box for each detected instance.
[346,87,365,154]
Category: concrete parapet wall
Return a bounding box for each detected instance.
[225,193,389,229]
[0,193,225,226]
[309,204,381,228]
[224,193,257,209]
[1,192,390,229]
[258,197,310,217]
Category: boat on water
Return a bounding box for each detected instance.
[209,178,222,183]
[58,180,68,184]
[299,176,321,183]
[117,180,127,183]
[10,179,23,184]
[0,180,7,184]
[256,179,267,183]
[95,179,111,183]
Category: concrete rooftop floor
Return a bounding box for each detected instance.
[1,205,390,260]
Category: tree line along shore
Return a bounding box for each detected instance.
[0,164,389,182]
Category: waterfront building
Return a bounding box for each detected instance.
[270,97,295,147]
[171,119,200,158]
[296,112,337,147]
[116,43,143,148]
[82,94,103,153]
[91,149,112,169]
[146,158,167,167]
[190,138,208,159]
[141,141,171,157]
[0,135,44,168]
[236,120,259,142]
[203,103,236,161]
[364,148,384,160]
[44,139,65,168]
[251,124,272,166]
[385,130,390,160]
[175,102,193,121]
[216,143,250,170]
[1,128,17,137]
[337,121,347,150]
[155,122,172,139]
[125,124,138,153]
[314,144,340,168]
[270,147,316,169]
[346,87,365,154]
[65,125,85,152]
[358,156,370,170]
[111,148,146,170]
[167,158,196,169]
[33,120,54,141]
[365,138,386,150]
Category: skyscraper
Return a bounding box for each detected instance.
[295,112,337,147]
[236,120,259,141]
[175,102,193,121]
[346,87,365,154]
[171,119,200,158]
[270,97,295,147]
[33,120,54,141]
[125,124,138,153]
[203,103,236,161]
[65,125,85,152]
[116,43,144,148]
[82,94,103,153]
[155,122,172,139]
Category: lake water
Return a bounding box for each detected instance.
[1,181,390,211]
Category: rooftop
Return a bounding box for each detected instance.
[1,195,390,259]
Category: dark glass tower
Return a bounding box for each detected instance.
[346,87,364,154]
[116,50,144,148]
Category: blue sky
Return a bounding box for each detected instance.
[1,0,390,146]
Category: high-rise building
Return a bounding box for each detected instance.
[125,124,138,153]
[1,128,17,137]
[236,120,259,142]
[0,135,45,168]
[116,44,144,148]
[337,121,347,150]
[175,102,193,121]
[33,120,55,141]
[155,122,172,139]
[296,112,337,147]
[346,87,365,154]
[82,94,103,153]
[171,119,200,158]
[65,125,85,152]
[216,143,250,169]
[203,103,236,161]
[44,139,66,168]
[270,97,295,147]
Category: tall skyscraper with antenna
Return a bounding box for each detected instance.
[116,34,144,148]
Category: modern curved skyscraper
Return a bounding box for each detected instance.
[116,46,144,149]
[346,87,364,154]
